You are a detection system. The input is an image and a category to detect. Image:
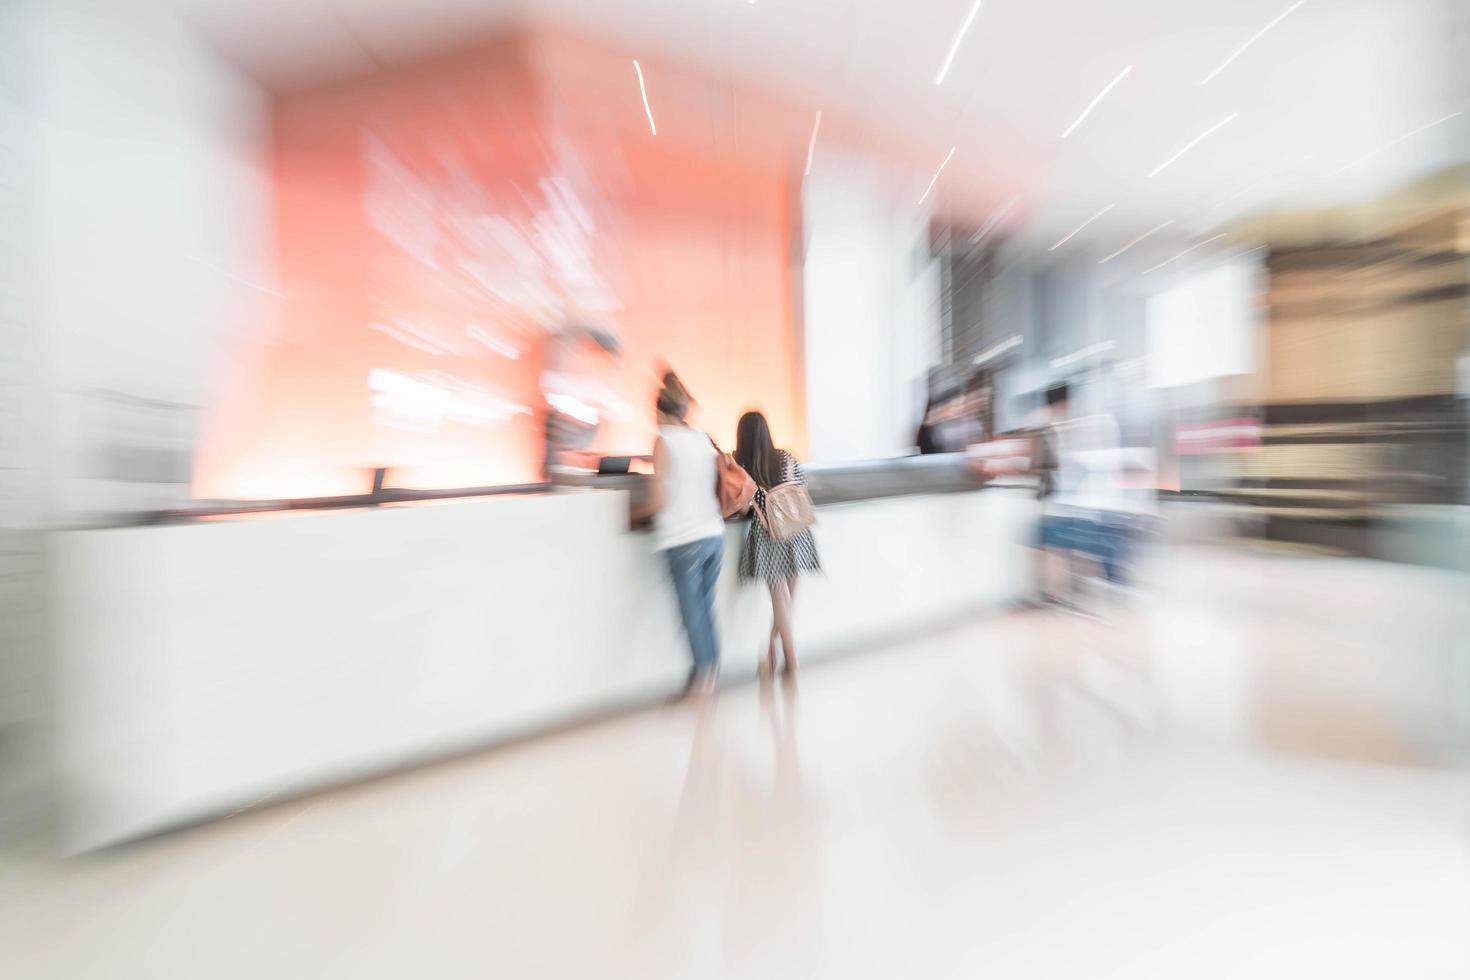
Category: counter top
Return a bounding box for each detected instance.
[125,454,1023,528]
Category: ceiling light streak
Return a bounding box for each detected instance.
[1049,204,1114,251]
[1212,176,1265,209]
[1200,1,1306,86]
[934,0,983,86]
[633,60,656,136]
[1099,220,1173,263]
[1148,113,1237,177]
[187,256,286,299]
[969,196,1019,244]
[804,111,822,177]
[1326,111,1462,177]
[917,147,956,206]
[1060,65,1133,139]
[1143,233,1228,274]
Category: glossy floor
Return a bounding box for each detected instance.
[3,547,1468,979]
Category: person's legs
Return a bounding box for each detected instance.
[782,574,800,672]
[665,541,714,691]
[764,576,792,675]
[693,537,724,689]
[769,577,796,673]
[1100,516,1130,586]
[1039,516,1069,604]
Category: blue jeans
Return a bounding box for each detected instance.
[664,536,724,685]
[1040,512,1133,585]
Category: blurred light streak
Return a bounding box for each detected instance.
[917,147,956,206]
[545,393,599,426]
[633,60,657,135]
[972,335,1022,366]
[369,368,451,431]
[1060,65,1133,139]
[969,196,1018,244]
[1143,233,1228,274]
[804,111,822,176]
[934,0,983,86]
[1050,339,1115,369]
[1148,113,1238,177]
[1200,1,1306,85]
[370,321,446,356]
[1212,176,1265,209]
[463,325,521,359]
[1099,220,1173,263]
[186,256,287,299]
[1326,111,1462,177]
[1049,204,1114,250]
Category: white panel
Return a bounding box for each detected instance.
[802,156,939,462]
[29,0,274,519]
[1146,258,1260,390]
[49,488,1036,851]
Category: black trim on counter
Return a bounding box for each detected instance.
[117,455,1028,528]
[134,482,551,526]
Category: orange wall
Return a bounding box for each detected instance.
[194,32,803,499]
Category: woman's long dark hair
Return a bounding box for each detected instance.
[734,411,784,489]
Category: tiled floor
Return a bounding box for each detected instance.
[2,547,1468,978]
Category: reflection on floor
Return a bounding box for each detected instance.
[2,547,1467,979]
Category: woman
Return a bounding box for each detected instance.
[734,411,821,675]
[647,372,725,696]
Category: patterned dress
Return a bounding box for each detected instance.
[738,451,822,584]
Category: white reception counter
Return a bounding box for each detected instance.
[48,484,1037,851]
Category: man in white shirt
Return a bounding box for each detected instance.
[1037,382,1132,597]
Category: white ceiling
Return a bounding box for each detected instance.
[178,0,1468,262]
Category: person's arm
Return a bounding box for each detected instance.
[632,436,669,526]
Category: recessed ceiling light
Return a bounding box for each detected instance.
[633,60,656,136]
[1049,204,1114,251]
[1200,1,1306,86]
[918,147,957,206]
[1099,220,1173,263]
[1148,113,1238,177]
[934,0,983,86]
[1061,65,1133,139]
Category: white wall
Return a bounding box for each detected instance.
[802,156,939,461]
[0,1,40,530]
[27,0,274,521]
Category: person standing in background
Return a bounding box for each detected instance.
[948,371,995,451]
[644,372,725,697]
[735,411,821,675]
[1036,381,1127,601]
[916,394,945,455]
